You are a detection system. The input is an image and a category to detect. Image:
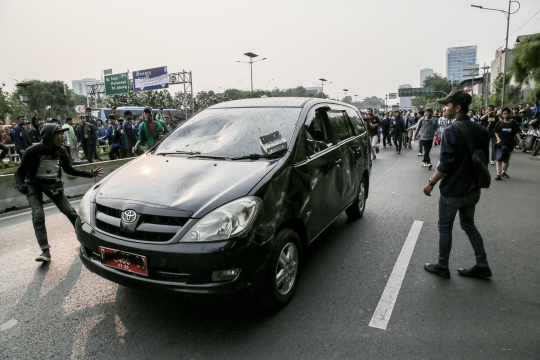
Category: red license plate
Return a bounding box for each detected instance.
[99,246,148,276]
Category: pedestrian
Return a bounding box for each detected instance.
[479,105,500,165]
[104,115,122,160]
[12,115,30,161]
[63,118,80,162]
[135,114,144,130]
[423,90,492,279]
[25,121,40,144]
[120,110,138,158]
[0,141,8,167]
[414,108,438,169]
[363,108,382,160]
[493,108,523,180]
[132,106,170,154]
[84,107,103,161]
[77,116,98,163]
[438,112,451,140]
[381,112,392,148]
[391,111,406,154]
[403,112,415,149]
[14,124,103,261]
[155,107,165,121]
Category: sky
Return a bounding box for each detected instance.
[1,0,539,102]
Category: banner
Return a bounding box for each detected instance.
[133,66,169,92]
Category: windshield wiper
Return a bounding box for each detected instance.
[188,154,231,160]
[156,150,201,156]
[231,153,284,160]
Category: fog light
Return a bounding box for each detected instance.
[211,269,241,282]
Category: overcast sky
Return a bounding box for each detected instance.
[1,0,539,101]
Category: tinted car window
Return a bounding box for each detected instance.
[155,107,301,157]
[327,110,352,143]
[304,106,332,157]
[346,109,366,135]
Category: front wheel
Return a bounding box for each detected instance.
[533,141,540,156]
[346,176,367,220]
[259,229,301,309]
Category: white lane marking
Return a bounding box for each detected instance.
[0,199,81,221]
[0,319,18,331]
[369,220,423,330]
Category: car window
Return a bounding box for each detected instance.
[346,109,366,135]
[155,107,301,158]
[303,106,332,157]
[327,110,352,143]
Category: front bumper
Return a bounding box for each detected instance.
[75,218,273,295]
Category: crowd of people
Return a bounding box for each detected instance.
[361,91,540,180]
[1,106,183,167]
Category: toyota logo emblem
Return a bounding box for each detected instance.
[122,210,137,223]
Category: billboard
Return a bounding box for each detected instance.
[133,66,169,92]
[104,73,129,95]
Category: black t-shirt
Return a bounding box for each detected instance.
[494,120,520,150]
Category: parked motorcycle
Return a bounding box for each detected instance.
[522,119,540,155]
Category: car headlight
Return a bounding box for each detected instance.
[78,186,96,224]
[180,197,262,242]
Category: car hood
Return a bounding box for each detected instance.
[95,155,278,217]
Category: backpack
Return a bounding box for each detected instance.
[454,121,491,189]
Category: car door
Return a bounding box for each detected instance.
[292,105,345,240]
[325,109,357,209]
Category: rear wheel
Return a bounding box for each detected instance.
[346,176,367,220]
[533,141,540,156]
[259,229,301,309]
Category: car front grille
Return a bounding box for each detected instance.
[95,203,188,242]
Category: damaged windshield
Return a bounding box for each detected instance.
[155,107,301,158]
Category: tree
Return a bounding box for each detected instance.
[489,73,521,108]
[352,96,385,109]
[511,33,540,85]
[0,84,28,123]
[12,80,80,119]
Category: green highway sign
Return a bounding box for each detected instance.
[104,73,129,95]
[398,87,434,97]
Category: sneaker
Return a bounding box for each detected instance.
[372,156,376,160]
[408,146,412,149]
[36,250,51,262]
[383,145,386,149]
[375,146,379,154]
[490,161,495,165]
[424,263,450,279]
[397,151,401,154]
[457,265,492,279]
[417,153,422,156]
[495,175,502,180]
[502,172,510,178]
[428,163,433,170]
[422,162,427,167]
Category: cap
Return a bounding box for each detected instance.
[25,121,31,125]
[118,117,125,121]
[143,106,153,113]
[436,89,472,105]
[425,107,433,112]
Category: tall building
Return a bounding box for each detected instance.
[420,68,433,86]
[72,78,104,96]
[446,45,477,83]
[398,84,412,108]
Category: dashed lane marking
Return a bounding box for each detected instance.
[369,220,423,330]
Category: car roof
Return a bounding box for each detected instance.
[211,97,315,109]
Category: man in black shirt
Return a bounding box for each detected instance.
[423,90,492,279]
[15,124,103,261]
[494,108,523,180]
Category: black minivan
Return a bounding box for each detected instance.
[76,97,371,308]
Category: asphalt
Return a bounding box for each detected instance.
[1,142,539,359]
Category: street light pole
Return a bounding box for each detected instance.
[471,1,520,107]
[237,52,267,97]
[343,89,349,101]
[266,79,274,91]
[316,79,332,98]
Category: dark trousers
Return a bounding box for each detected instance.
[382,131,392,146]
[490,137,497,161]
[121,148,134,158]
[393,133,403,152]
[438,190,488,268]
[82,140,95,163]
[0,143,8,160]
[26,183,78,250]
[108,146,121,160]
[420,139,433,164]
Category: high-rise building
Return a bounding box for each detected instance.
[420,68,434,86]
[446,45,477,83]
[72,78,104,96]
[398,84,412,108]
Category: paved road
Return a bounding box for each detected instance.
[1,143,539,359]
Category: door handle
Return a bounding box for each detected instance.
[335,158,342,165]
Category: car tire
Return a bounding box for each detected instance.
[259,229,302,309]
[346,176,367,220]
